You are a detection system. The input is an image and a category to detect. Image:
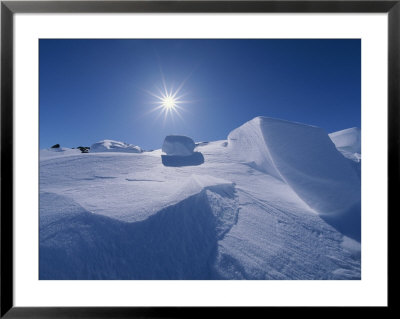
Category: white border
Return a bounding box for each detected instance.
[14,13,388,307]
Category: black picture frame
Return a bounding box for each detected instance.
[1,0,396,317]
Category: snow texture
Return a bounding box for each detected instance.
[90,139,142,153]
[39,117,361,280]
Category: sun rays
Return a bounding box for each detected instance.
[145,76,190,124]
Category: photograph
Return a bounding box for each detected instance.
[39,38,361,280]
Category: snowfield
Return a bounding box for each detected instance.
[39,117,361,280]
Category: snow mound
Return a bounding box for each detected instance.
[162,135,195,156]
[90,140,142,153]
[227,116,360,216]
[329,127,361,162]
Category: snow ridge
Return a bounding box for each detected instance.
[228,116,360,217]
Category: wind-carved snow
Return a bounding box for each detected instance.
[329,127,361,163]
[329,127,361,154]
[39,117,361,280]
[228,117,360,217]
[91,139,142,153]
[181,175,239,239]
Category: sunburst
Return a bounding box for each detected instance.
[161,96,177,110]
[146,77,189,123]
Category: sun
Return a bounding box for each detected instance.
[161,96,177,110]
[145,79,189,123]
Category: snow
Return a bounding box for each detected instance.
[40,147,82,160]
[228,117,360,217]
[329,127,361,162]
[39,117,361,280]
[90,139,142,153]
[329,127,361,153]
[162,135,195,156]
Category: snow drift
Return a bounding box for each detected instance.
[227,117,360,217]
[90,139,142,153]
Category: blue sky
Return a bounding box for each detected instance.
[40,39,360,150]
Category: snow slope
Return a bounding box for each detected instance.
[39,117,361,280]
[40,147,82,160]
[91,139,142,153]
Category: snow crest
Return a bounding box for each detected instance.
[329,127,361,162]
[227,117,360,216]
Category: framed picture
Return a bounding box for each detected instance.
[1,0,395,316]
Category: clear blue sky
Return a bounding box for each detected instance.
[40,39,360,150]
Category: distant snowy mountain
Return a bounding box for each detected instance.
[39,117,361,280]
[90,139,143,153]
[329,127,361,162]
